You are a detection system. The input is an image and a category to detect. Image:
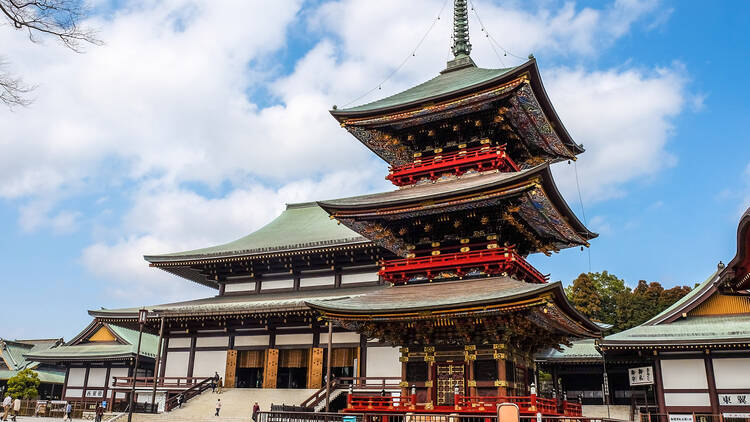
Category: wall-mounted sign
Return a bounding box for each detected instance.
[724,414,750,418]
[668,414,693,422]
[628,366,654,386]
[720,394,750,406]
[85,390,104,398]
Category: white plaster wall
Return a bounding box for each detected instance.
[67,368,86,387]
[261,279,294,290]
[225,282,256,293]
[115,392,126,399]
[192,350,227,379]
[275,334,313,345]
[582,405,631,419]
[366,346,401,377]
[196,336,229,348]
[168,337,191,348]
[87,368,108,388]
[164,351,190,378]
[341,272,378,284]
[713,358,750,389]
[66,389,83,398]
[320,332,361,344]
[300,275,334,288]
[109,368,128,387]
[664,392,711,407]
[660,359,708,390]
[235,335,269,347]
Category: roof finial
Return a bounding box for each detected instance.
[452,0,471,57]
[443,0,476,73]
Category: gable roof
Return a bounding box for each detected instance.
[0,338,66,384]
[25,321,159,363]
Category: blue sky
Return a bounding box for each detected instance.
[1,0,749,341]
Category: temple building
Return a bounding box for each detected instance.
[599,207,750,419]
[0,338,65,399]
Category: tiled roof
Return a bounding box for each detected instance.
[336,64,516,114]
[536,339,602,362]
[603,315,750,346]
[90,285,385,318]
[145,203,369,263]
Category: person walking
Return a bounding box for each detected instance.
[10,397,20,422]
[63,402,73,421]
[214,399,221,416]
[95,403,104,422]
[252,402,260,422]
[1,395,11,421]
[217,377,223,394]
[211,378,216,393]
[176,393,183,408]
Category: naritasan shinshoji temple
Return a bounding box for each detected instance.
[27,1,613,417]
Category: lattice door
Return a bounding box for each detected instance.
[435,363,465,406]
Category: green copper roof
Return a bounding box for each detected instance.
[336,65,516,114]
[0,368,65,384]
[536,339,602,363]
[145,202,368,263]
[26,324,159,362]
[603,314,750,346]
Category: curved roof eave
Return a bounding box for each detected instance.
[330,59,583,156]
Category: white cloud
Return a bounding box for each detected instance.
[547,65,687,201]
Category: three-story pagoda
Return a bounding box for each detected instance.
[306,0,601,415]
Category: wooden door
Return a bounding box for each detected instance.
[224,350,237,388]
[435,362,466,406]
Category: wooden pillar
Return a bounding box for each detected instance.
[359,335,367,378]
[82,366,90,400]
[62,368,70,399]
[225,350,238,388]
[496,351,508,396]
[704,351,719,415]
[263,349,279,388]
[468,358,476,397]
[307,348,324,389]
[426,361,435,404]
[401,349,409,398]
[268,326,277,349]
[653,353,667,420]
[312,322,320,348]
[103,366,111,407]
[186,337,197,378]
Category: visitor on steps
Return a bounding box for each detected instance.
[252,402,260,422]
[1,395,10,421]
[10,397,20,421]
[217,377,223,394]
[215,399,221,416]
[177,393,183,408]
[95,403,104,422]
[63,402,73,421]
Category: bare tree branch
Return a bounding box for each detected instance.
[0,0,102,108]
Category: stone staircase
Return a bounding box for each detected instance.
[131,388,317,422]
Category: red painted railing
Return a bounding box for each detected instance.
[346,393,581,416]
[379,247,548,284]
[386,145,519,186]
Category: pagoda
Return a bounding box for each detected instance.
[306,0,600,415]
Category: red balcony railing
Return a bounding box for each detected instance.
[386,145,519,187]
[379,247,548,284]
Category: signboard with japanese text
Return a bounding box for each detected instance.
[85,390,104,398]
[629,366,654,386]
[720,394,750,406]
[668,415,693,422]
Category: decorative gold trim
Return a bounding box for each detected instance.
[493,352,506,360]
[399,381,410,388]
[424,381,433,388]
[424,346,435,353]
[493,344,506,350]
[467,380,477,387]
[464,345,476,351]
[399,347,409,354]
[399,356,409,362]
[494,380,509,387]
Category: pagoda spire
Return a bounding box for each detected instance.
[443,0,476,73]
[452,0,471,57]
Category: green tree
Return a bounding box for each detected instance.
[566,272,692,333]
[7,368,40,399]
[566,273,604,321]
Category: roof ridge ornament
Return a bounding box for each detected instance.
[444,0,476,73]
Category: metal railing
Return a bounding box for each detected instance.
[163,376,214,412]
[111,375,210,389]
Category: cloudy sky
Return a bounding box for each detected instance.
[1,0,748,340]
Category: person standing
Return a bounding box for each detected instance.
[252,402,260,422]
[217,377,223,394]
[1,395,11,421]
[10,397,20,422]
[214,399,221,416]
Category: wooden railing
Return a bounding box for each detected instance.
[300,377,402,410]
[164,376,214,412]
[386,144,519,187]
[380,247,548,284]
